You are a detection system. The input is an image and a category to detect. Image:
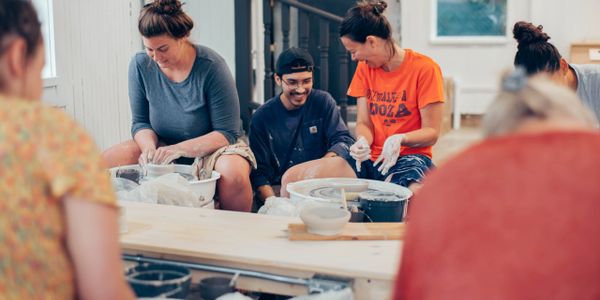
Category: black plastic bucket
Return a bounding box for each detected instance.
[126,263,191,298]
[358,191,408,222]
[349,210,365,222]
[198,276,236,300]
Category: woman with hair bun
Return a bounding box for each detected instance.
[339,0,445,191]
[513,21,600,123]
[102,0,256,211]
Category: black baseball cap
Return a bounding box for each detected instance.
[276,47,314,76]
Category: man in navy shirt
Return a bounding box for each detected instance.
[249,47,355,203]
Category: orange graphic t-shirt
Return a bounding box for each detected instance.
[347,49,444,160]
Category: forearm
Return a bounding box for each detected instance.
[402,127,440,148]
[176,131,230,158]
[65,198,135,300]
[401,102,443,148]
[134,129,158,151]
[355,122,374,145]
[256,185,276,202]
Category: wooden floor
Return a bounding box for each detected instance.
[432,127,483,166]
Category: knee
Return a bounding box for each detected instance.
[215,156,251,189]
[101,140,140,168]
[281,167,299,188]
[221,168,250,187]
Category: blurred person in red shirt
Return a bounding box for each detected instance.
[393,69,600,300]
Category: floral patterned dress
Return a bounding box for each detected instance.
[0,96,117,299]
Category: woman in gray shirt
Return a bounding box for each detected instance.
[103,0,255,211]
[513,21,600,124]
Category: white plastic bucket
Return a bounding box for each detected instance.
[110,164,220,207]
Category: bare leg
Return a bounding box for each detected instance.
[280,157,356,197]
[408,182,422,195]
[101,140,141,168]
[214,154,253,212]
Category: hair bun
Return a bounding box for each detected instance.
[513,21,550,46]
[152,0,182,15]
[357,0,388,16]
[372,1,388,15]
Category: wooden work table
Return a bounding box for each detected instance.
[120,201,402,299]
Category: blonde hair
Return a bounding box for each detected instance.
[482,71,598,137]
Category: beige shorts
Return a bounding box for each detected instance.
[192,139,257,180]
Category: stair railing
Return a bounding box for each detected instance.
[263,0,353,122]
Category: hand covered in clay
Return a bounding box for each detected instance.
[138,148,156,168]
[349,136,371,172]
[151,145,187,165]
[374,134,405,175]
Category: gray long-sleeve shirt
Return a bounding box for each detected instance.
[129,44,242,146]
[572,64,600,124]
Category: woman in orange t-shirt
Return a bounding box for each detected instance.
[339,0,445,191]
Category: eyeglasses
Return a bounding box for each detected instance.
[281,78,313,90]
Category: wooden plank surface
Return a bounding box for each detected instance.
[288,223,405,241]
[119,202,402,281]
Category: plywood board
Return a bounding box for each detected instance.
[120,202,402,281]
[288,223,405,241]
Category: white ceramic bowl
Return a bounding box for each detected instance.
[299,205,351,236]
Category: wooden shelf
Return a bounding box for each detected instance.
[570,42,600,64]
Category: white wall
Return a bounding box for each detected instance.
[185,0,236,77]
[43,0,141,150]
[251,0,265,105]
[529,0,600,57]
[386,0,403,44]
[401,0,600,116]
[401,0,531,115]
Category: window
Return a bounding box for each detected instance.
[32,0,56,80]
[431,0,509,44]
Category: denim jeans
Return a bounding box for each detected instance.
[345,154,434,187]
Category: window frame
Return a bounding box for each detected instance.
[32,0,57,85]
[430,0,511,45]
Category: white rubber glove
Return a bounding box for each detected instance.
[349,136,371,172]
[373,134,405,176]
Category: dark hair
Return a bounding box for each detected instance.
[339,1,392,43]
[138,0,193,39]
[513,21,562,75]
[0,0,42,58]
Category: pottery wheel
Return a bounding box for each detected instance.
[309,186,377,201]
[358,190,404,202]
[139,171,196,182]
[115,168,196,182]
